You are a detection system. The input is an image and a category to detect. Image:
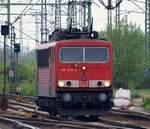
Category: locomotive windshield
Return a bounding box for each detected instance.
[60,47,108,63]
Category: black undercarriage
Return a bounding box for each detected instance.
[36,90,113,116]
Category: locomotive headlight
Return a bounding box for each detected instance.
[58,81,65,87]
[104,80,111,87]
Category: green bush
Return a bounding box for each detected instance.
[143,97,150,110]
[132,92,140,99]
[144,103,150,110]
[17,59,36,96]
[20,80,36,96]
[0,50,37,95]
[0,75,11,93]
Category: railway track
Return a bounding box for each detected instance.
[6,93,37,103]
[0,108,150,128]
[1,113,148,129]
[100,108,150,129]
[0,94,150,129]
[110,108,150,120]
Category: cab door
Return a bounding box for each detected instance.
[49,47,56,97]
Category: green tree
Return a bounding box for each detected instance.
[0,49,37,95]
[17,54,37,95]
[101,23,146,88]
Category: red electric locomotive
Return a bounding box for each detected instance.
[36,29,113,117]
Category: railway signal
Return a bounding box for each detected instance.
[1,25,9,95]
[13,43,20,90]
[0,25,9,110]
[14,43,20,53]
[1,25,9,35]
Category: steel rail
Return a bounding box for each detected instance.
[98,109,150,129]
[0,113,133,129]
[5,93,37,102]
[98,118,149,129]
[0,115,39,129]
[110,109,150,120]
[1,93,150,129]
[8,100,37,109]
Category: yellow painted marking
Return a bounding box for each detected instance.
[16,96,23,102]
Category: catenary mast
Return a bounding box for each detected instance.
[41,0,48,43]
[145,0,150,55]
[55,0,61,29]
[67,0,92,32]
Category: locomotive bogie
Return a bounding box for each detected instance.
[65,91,112,116]
[37,90,113,116]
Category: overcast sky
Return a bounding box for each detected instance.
[92,0,145,31]
[0,0,145,50]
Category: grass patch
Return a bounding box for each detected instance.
[144,103,150,110]
[0,75,11,94]
[20,80,37,96]
[131,89,150,98]
[131,92,140,98]
[143,97,150,110]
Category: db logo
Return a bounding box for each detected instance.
[80,81,88,87]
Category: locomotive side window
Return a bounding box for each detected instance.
[85,47,108,62]
[59,47,108,63]
[60,47,83,62]
[37,49,49,67]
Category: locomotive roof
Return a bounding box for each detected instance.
[37,39,111,50]
[37,42,57,50]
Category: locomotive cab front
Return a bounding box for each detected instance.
[55,39,113,116]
